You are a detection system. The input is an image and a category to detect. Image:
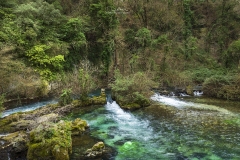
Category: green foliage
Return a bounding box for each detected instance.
[61,18,86,49]
[203,74,233,98]
[26,44,65,81]
[59,89,73,106]
[78,68,95,100]
[88,0,119,74]
[13,0,64,47]
[183,0,194,39]
[111,70,156,108]
[27,121,72,160]
[136,28,152,48]
[182,0,197,59]
[0,94,5,116]
[90,1,118,30]
[190,67,225,83]
[223,40,240,68]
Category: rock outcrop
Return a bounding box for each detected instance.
[85,141,106,158]
[27,120,72,160]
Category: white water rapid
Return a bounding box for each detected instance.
[151,93,233,114]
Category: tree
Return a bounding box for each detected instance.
[26,45,65,81]
[0,94,5,116]
[61,18,87,69]
[224,40,240,68]
[88,0,119,75]
[14,0,64,45]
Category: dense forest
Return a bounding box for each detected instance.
[1,0,240,113]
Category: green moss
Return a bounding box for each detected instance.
[120,103,141,110]
[118,141,145,159]
[73,93,107,108]
[91,94,107,105]
[71,118,88,135]
[0,113,23,132]
[27,120,72,160]
[72,100,81,107]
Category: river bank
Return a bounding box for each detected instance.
[1,90,240,160]
[0,91,109,160]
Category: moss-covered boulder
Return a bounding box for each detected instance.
[120,103,142,110]
[1,131,29,153]
[36,113,58,123]
[71,118,88,135]
[85,141,105,158]
[0,113,23,133]
[27,120,72,160]
[10,120,36,131]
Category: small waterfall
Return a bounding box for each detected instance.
[151,93,232,114]
[104,101,153,142]
[193,90,203,96]
[1,99,57,118]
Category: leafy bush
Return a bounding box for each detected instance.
[217,75,240,100]
[0,94,5,115]
[59,89,72,106]
[203,74,240,100]
[111,70,156,108]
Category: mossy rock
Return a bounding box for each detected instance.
[91,142,105,151]
[1,131,29,152]
[85,142,105,158]
[0,113,23,133]
[27,120,72,160]
[73,93,107,107]
[91,95,107,105]
[120,103,142,110]
[36,113,58,123]
[10,120,36,131]
[71,118,88,135]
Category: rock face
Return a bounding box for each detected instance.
[27,120,72,160]
[85,141,105,158]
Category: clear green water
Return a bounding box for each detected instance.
[71,94,240,160]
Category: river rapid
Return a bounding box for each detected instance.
[70,93,240,160]
[2,93,240,160]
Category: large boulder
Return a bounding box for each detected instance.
[27,120,72,160]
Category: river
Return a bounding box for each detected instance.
[1,99,57,118]
[70,93,240,160]
[2,93,240,159]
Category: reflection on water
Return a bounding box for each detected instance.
[71,94,240,160]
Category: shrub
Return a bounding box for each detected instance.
[59,89,72,106]
[111,70,156,108]
[0,94,5,115]
[203,74,240,100]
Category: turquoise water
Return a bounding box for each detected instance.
[71,94,240,160]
